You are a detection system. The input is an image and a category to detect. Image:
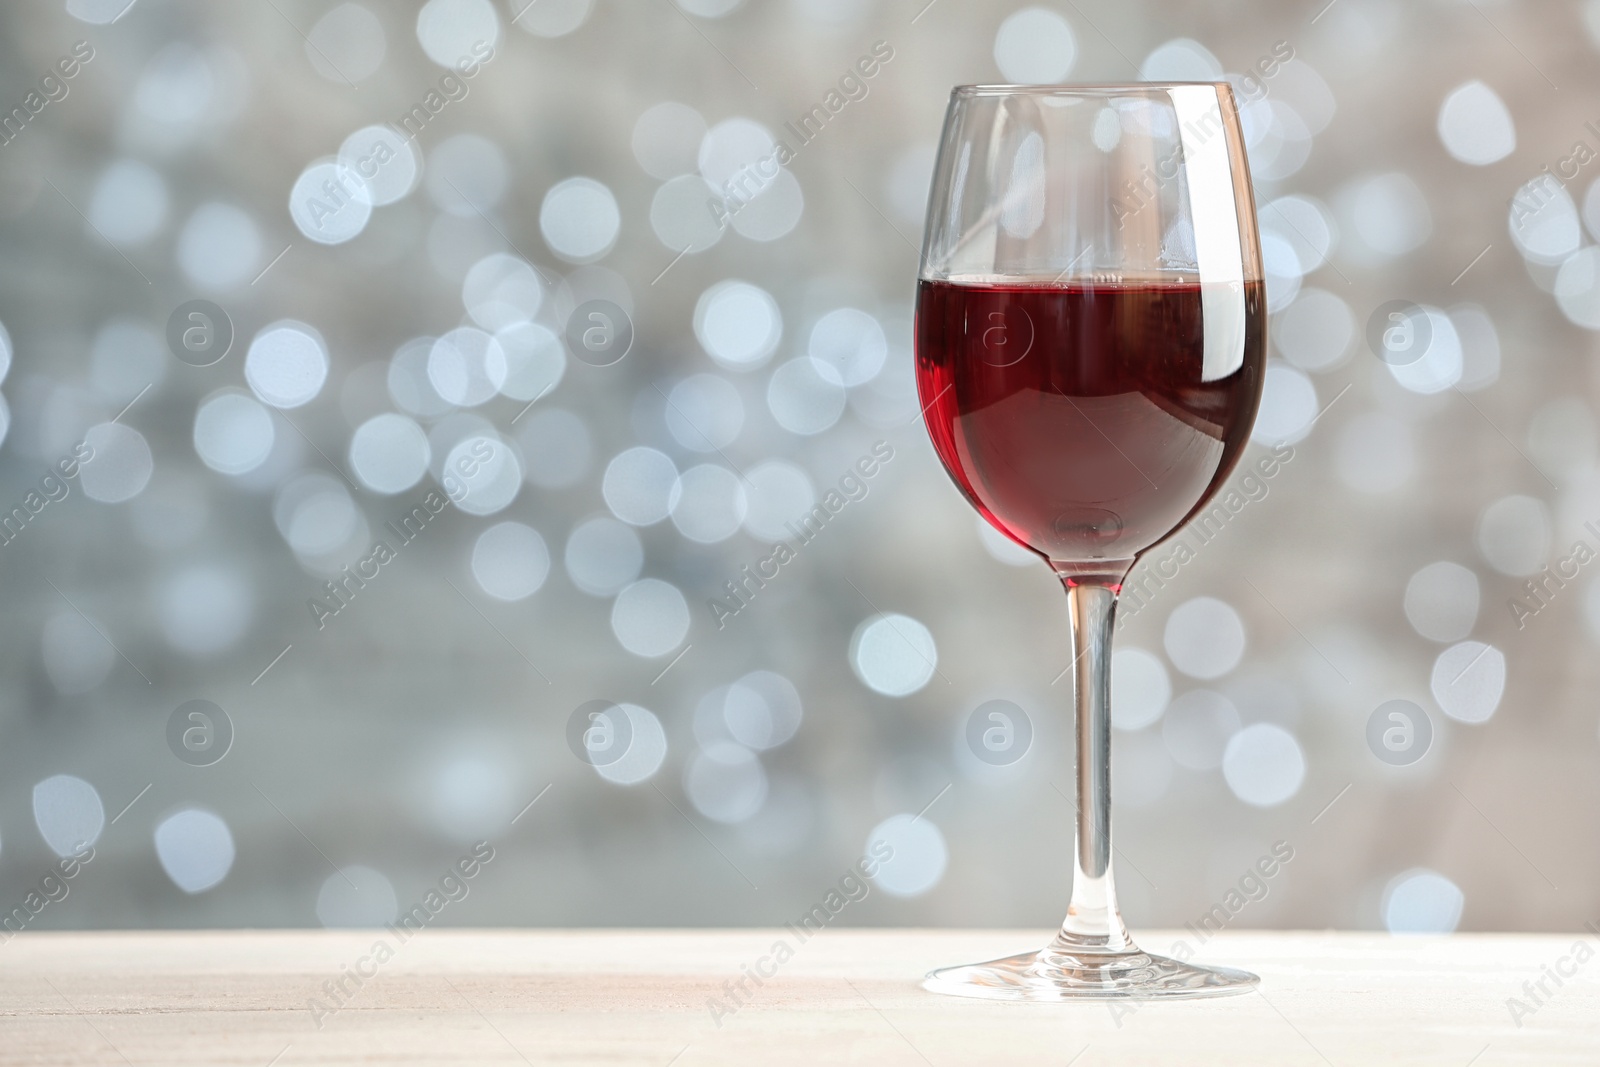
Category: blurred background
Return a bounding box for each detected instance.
[0,0,1596,939]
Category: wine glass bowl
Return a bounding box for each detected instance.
[916,275,1265,569]
[914,83,1267,1001]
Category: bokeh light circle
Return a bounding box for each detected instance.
[565,517,643,596]
[865,814,947,897]
[611,578,690,657]
[695,281,782,370]
[1110,647,1171,730]
[154,809,236,894]
[194,391,275,475]
[288,160,372,245]
[1383,869,1464,934]
[415,0,499,67]
[1164,597,1247,679]
[349,413,430,494]
[246,321,329,409]
[767,357,846,435]
[1222,724,1305,807]
[541,177,621,263]
[472,522,549,601]
[994,8,1077,84]
[850,613,937,697]
[603,447,681,526]
[1430,641,1506,723]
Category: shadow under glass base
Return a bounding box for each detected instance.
[923,941,1259,1002]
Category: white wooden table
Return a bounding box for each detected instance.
[0,930,1594,1064]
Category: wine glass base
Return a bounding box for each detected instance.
[923,944,1258,1002]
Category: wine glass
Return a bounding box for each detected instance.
[915,83,1266,1000]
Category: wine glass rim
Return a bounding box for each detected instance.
[952,82,1234,95]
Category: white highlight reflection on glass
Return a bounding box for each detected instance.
[999,132,1045,240]
[1170,85,1245,382]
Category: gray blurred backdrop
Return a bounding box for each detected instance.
[0,0,1597,937]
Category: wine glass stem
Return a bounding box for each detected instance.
[1057,572,1133,955]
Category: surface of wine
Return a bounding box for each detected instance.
[915,278,1265,565]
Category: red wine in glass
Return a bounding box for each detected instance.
[916,278,1265,568]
